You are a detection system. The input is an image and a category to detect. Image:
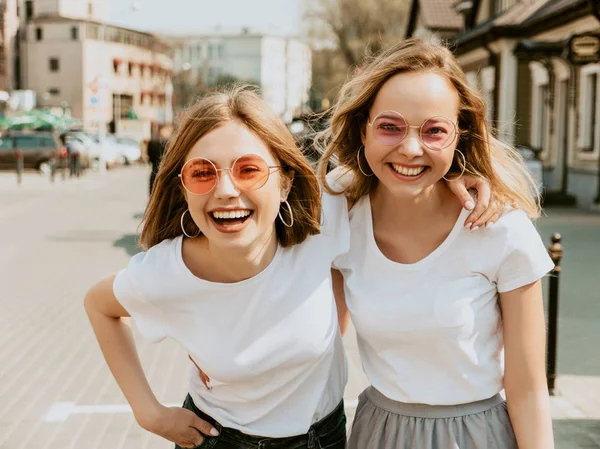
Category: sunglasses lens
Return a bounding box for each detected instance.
[420,117,456,150]
[181,158,217,194]
[232,155,270,191]
[372,112,408,145]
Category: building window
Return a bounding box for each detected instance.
[209,42,222,60]
[580,71,599,152]
[128,62,134,77]
[590,73,598,153]
[49,58,60,72]
[48,88,60,96]
[113,60,120,74]
[36,27,43,41]
[25,0,34,19]
[71,26,78,40]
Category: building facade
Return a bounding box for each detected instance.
[171,30,311,123]
[0,0,19,103]
[446,0,600,208]
[19,0,173,137]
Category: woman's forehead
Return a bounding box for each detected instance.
[371,72,460,122]
[185,121,276,164]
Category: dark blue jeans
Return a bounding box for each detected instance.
[175,394,347,449]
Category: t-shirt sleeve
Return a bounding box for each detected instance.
[320,192,351,265]
[113,252,169,343]
[495,211,555,293]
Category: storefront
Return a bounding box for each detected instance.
[453,0,600,207]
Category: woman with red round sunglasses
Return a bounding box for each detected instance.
[83,85,498,449]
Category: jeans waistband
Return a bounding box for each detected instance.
[185,395,345,448]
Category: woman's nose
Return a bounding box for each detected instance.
[398,128,424,158]
[213,170,240,198]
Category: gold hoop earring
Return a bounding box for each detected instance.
[278,200,294,228]
[442,149,467,181]
[356,146,374,177]
[180,209,200,238]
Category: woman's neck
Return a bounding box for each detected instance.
[370,182,461,231]
[184,229,279,283]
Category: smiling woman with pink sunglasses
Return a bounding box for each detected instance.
[83,85,498,449]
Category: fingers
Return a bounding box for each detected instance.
[192,415,220,438]
[446,180,475,211]
[464,182,491,229]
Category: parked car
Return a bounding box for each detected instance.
[0,131,64,175]
[66,132,121,170]
[107,134,142,165]
[516,146,543,188]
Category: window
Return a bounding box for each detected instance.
[128,62,134,77]
[36,27,43,41]
[580,71,599,152]
[71,26,78,40]
[209,42,222,60]
[590,73,598,153]
[113,60,120,74]
[49,58,60,72]
[25,0,33,19]
[0,138,14,150]
[48,88,60,96]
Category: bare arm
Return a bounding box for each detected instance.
[332,269,350,336]
[500,280,554,449]
[84,275,217,447]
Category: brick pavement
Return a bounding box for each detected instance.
[0,166,599,448]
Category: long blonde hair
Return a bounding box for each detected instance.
[140,85,322,250]
[317,38,540,218]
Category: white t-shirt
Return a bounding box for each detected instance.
[334,194,554,405]
[113,193,350,437]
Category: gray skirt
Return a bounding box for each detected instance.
[348,386,518,449]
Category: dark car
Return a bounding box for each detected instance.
[0,132,64,175]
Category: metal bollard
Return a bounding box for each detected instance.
[546,233,563,395]
[15,150,24,185]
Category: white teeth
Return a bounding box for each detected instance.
[212,210,252,219]
[391,164,425,176]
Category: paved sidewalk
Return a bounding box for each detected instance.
[0,166,599,448]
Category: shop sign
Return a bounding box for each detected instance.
[566,33,600,64]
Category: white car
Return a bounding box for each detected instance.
[108,135,142,164]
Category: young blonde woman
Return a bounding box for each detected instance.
[85,86,498,449]
[319,39,555,449]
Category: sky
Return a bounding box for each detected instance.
[106,0,304,36]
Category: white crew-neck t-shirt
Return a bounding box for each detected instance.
[113,193,350,437]
[334,194,554,406]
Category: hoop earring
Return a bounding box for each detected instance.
[180,209,200,238]
[278,200,294,228]
[442,149,467,181]
[356,146,374,177]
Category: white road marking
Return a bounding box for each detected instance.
[44,402,179,422]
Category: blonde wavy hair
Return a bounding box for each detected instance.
[317,38,540,218]
[140,85,321,250]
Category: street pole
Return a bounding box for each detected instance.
[546,233,564,395]
[97,23,107,174]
